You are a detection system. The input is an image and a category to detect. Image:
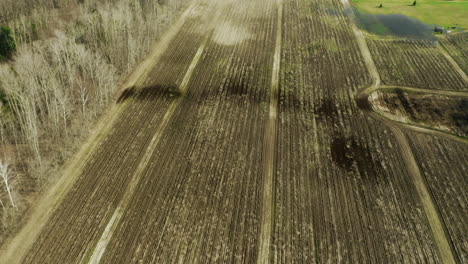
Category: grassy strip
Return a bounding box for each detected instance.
[352,0,468,28]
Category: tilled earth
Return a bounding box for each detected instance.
[2,0,467,263]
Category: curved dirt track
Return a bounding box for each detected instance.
[1,0,467,263]
[345,0,465,262]
[362,85,468,143]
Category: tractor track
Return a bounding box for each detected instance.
[86,15,218,264]
[345,0,461,262]
[257,0,282,263]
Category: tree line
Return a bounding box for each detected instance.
[0,0,183,233]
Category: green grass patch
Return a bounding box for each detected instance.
[352,0,468,29]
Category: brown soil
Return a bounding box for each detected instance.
[1,0,466,263]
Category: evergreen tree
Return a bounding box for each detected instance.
[0,26,16,60]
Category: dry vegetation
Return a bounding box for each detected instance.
[369,88,468,138]
[0,0,184,240]
[0,0,81,24]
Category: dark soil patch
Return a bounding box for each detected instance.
[219,75,264,105]
[225,76,249,97]
[356,93,372,112]
[451,99,468,135]
[330,134,371,172]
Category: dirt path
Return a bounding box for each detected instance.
[343,0,458,262]
[256,0,282,263]
[387,125,458,264]
[438,45,468,84]
[0,3,198,263]
[370,110,468,144]
[365,85,468,98]
[342,0,380,90]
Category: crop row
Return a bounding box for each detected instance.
[408,133,468,263]
[21,8,210,263]
[98,0,278,262]
[440,33,468,74]
[368,39,467,91]
[367,31,467,262]
[272,0,441,262]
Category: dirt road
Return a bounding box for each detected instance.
[1,0,466,263]
[346,0,461,262]
[256,0,282,263]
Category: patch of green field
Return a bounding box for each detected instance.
[366,21,391,34]
[352,0,468,29]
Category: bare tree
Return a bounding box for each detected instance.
[0,161,16,209]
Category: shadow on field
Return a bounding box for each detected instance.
[174,75,268,105]
[117,84,181,103]
[353,8,436,41]
[355,93,372,112]
[220,76,266,105]
[316,98,338,120]
[225,77,249,97]
[330,134,372,173]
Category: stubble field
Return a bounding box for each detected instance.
[1,0,466,263]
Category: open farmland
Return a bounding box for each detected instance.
[367,39,468,90]
[440,33,468,74]
[408,134,468,263]
[19,6,212,262]
[361,1,468,261]
[365,26,468,263]
[95,0,278,262]
[272,0,457,262]
[0,0,467,263]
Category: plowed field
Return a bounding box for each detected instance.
[1,0,466,263]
